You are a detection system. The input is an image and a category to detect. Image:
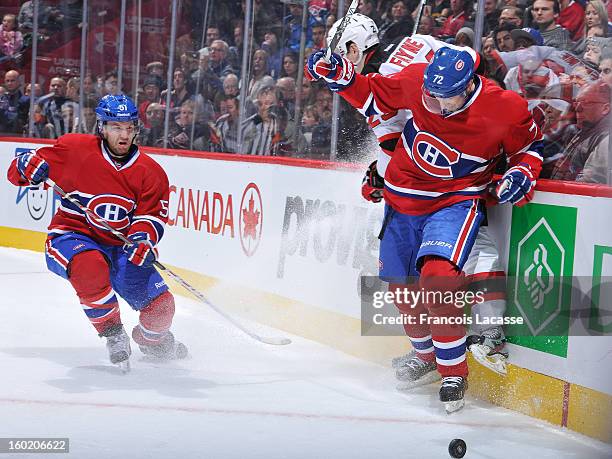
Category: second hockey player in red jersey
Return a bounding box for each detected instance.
[307,40,543,412]
[7,94,187,371]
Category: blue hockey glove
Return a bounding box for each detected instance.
[306,50,356,92]
[304,50,323,81]
[17,151,49,185]
[123,232,158,267]
[496,164,536,206]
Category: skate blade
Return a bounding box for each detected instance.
[470,344,507,376]
[444,399,465,414]
[396,371,441,391]
[117,359,131,374]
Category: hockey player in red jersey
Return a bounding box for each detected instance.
[7,94,187,371]
[307,39,543,411]
[323,15,511,380]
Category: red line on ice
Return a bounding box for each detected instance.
[0,397,537,430]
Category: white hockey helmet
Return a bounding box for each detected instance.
[326,13,379,64]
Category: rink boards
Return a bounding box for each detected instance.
[1,139,611,443]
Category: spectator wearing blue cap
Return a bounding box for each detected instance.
[511,27,545,49]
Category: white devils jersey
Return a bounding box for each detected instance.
[362,34,450,176]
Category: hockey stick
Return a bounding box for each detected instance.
[412,0,428,35]
[325,0,360,60]
[45,178,292,346]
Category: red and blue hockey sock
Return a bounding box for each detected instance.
[420,256,468,378]
[389,283,436,362]
[408,334,436,363]
[132,291,175,346]
[432,336,468,377]
[68,250,121,334]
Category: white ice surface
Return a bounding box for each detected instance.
[1,247,610,459]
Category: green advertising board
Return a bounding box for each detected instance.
[507,203,577,357]
[589,245,612,333]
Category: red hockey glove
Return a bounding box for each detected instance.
[362,161,385,203]
[123,232,158,267]
[17,151,49,185]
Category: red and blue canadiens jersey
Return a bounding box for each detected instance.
[7,134,169,246]
[342,63,544,215]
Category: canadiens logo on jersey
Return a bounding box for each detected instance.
[410,132,461,179]
[86,194,136,231]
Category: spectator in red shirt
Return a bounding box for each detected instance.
[309,0,331,22]
[558,0,585,40]
[430,0,451,27]
[437,0,470,40]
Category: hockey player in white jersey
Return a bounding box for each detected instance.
[323,14,509,384]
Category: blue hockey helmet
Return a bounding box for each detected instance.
[423,47,476,98]
[95,94,139,123]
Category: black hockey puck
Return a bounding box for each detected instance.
[448,439,466,458]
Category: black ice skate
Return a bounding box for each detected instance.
[134,329,188,360]
[467,327,509,376]
[440,376,468,413]
[394,350,440,391]
[100,324,131,373]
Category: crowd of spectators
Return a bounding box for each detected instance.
[0,0,610,183]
